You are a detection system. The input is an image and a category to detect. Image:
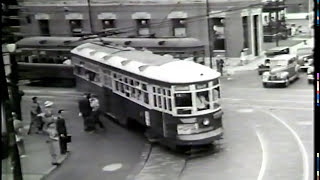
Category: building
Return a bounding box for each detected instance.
[17,0,264,59]
[2,0,22,43]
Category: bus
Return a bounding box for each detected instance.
[71,42,223,147]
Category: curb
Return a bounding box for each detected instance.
[40,152,70,180]
[126,143,152,180]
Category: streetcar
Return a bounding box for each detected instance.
[70,42,223,147]
[14,36,205,85]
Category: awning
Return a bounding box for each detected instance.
[65,13,83,20]
[97,13,117,20]
[35,13,50,20]
[131,12,151,19]
[167,11,188,19]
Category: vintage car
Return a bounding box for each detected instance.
[262,54,300,88]
[307,60,314,84]
[296,46,313,71]
[258,46,290,75]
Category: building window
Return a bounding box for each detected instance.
[242,16,249,49]
[38,20,50,36]
[26,16,31,24]
[212,18,225,50]
[172,19,186,37]
[102,19,115,30]
[70,20,82,36]
[136,19,150,36]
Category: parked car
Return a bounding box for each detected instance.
[258,46,290,75]
[262,54,300,88]
[296,46,313,71]
[307,60,314,84]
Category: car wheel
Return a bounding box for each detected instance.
[263,83,268,88]
[296,72,300,79]
[283,78,289,87]
[308,79,313,84]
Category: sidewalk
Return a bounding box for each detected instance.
[2,91,71,180]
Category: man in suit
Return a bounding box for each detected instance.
[56,110,68,154]
[78,93,92,132]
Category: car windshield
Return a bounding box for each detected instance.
[297,48,313,55]
[270,60,287,66]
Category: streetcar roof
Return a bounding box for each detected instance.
[16,36,205,49]
[71,42,220,83]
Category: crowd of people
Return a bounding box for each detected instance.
[12,92,105,166]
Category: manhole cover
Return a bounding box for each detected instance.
[102,163,123,172]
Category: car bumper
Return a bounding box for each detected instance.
[307,75,314,80]
[263,79,286,83]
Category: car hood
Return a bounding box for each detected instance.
[270,66,287,74]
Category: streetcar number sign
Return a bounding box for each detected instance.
[177,124,199,135]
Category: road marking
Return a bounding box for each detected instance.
[237,108,254,113]
[296,121,313,126]
[223,87,313,92]
[260,110,309,180]
[224,104,312,111]
[102,163,123,172]
[256,129,267,180]
[222,98,311,104]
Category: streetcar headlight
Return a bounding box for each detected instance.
[203,119,210,126]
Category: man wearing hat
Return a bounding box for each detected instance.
[56,110,69,154]
[28,97,43,134]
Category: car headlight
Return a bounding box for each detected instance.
[262,72,269,80]
[203,119,210,126]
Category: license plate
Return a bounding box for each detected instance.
[177,124,199,135]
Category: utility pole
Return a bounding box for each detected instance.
[275,0,280,47]
[87,0,94,34]
[2,44,23,180]
[206,0,214,69]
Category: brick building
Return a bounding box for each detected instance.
[17,0,264,59]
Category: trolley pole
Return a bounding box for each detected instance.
[87,0,94,34]
[206,0,214,69]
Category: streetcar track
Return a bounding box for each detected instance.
[226,100,309,180]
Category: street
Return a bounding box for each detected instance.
[19,89,147,180]
[132,70,313,180]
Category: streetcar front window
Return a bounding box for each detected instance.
[196,91,209,111]
[174,93,192,107]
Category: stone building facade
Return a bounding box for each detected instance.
[18,0,264,59]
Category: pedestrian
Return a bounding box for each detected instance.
[89,94,105,131]
[28,97,44,134]
[41,101,58,140]
[46,133,59,166]
[216,57,225,76]
[78,93,93,132]
[62,57,71,65]
[13,112,26,158]
[56,109,69,155]
[240,49,246,66]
